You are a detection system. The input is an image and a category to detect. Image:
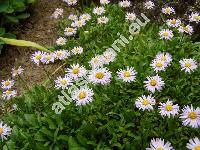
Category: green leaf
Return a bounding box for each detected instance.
[0,39,5,45]
[24,114,38,126]
[17,13,30,19]
[68,136,86,150]
[0,28,5,36]
[57,135,68,141]
[5,15,19,23]
[77,133,88,147]
[34,132,46,142]
[27,0,36,4]
[40,127,54,138]
[0,1,9,13]
[0,37,50,52]
[3,33,16,39]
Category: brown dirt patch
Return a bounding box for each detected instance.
[0,0,74,94]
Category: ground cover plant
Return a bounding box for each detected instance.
[0,0,200,149]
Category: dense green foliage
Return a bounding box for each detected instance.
[1,3,200,150]
[0,0,35,52]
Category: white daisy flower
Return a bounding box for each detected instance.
[100,0,110,5]
[178,25,194,35]
[144,75,165,93]
[146,138,174,150]
[41,52,55,64]
[2,90,17,100]
[159,29,174,40]
[54,50,70,60]
[102,48,117,64]
[64,27,77,36]
[93,7,105,15]
[56,37,67,46]
[189,12,200,23]
[161,7,175,15]
[135,95,156,111]
[180,105,200,128]
[63,0,77,6]
[52,8,63,19]
[158,100,179,118]
[12,66,24,77]
[88,67,112,85]
[119,0,131,8]
[71,46,83,55]
[80,13,91,21]
[1,79,14,90]
[55,76,73,90]
[89,55,104,69]
[31,51,44,66]
[66,64,87,80]
[155,52,172,66]
[179,58,198,73]
[0,122,12,141]
[166,19,181,28]
[144,1,155,10]
[125,12,136,21]
[150,59,168,72]
[187,137,200,150]
[68,14,78,21]
[97,16,109,24]
[117,66,137,83]
[72,87,94,106]
[71,19,86,28]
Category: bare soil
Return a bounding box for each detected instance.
[0,0,74,94]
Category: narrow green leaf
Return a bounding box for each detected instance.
[0,37,50,52]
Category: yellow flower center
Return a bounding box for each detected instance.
[185,63,191,68]
[161,56,167,61]
[150,79,157,86]
[68,28,73,32]
[124,71,131,77]
[165,105,173,111]
[46,55,51,60]
[194,145,200,150]
[75,48,80,52]
[156,62,163,68]
[142,99,150,106]
[171,19,177,25]
[78,21,82,26]
[94,58,99,64]
[57,52,62,57]
[166,8,171,14]
[36,55,42,60]
[188,112,197,119]
[105,55,110,60]
[13,70,18,76]
[5,81,11,86]
[184,26,189,32]
[79,92,86,99]
[0,128,3,134]
[60,79,67,85]
[163,32,169,37]
[83,16,88,19]
[6,90,12,95]
[194,16,200,21]
[156,147,164,150]
[95,72,104,79]
[72,68,79,74]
